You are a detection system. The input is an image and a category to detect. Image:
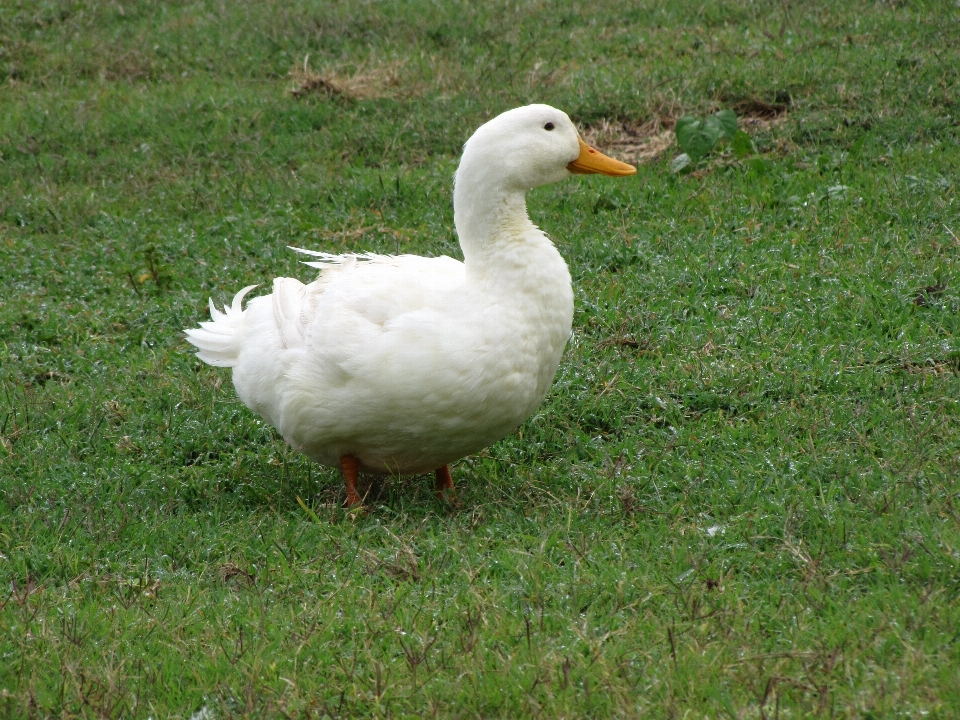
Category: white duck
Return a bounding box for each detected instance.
[185,104,635,505]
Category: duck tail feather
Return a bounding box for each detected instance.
[184,285,258,367]
[289,246,397,270]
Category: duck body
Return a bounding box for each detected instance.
[231,229,572,474]
[185,104,634,493]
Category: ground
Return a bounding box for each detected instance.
[1,0,959,717]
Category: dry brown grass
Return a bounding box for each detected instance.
[583,102,790,165]
[290,55,409,100]
[582,117,677,165]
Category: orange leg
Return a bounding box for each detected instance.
[435,464,455,501]
[340,455,362,507]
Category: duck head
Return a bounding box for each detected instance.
[457,104,635,192]
[454,104,636,258]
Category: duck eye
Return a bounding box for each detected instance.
[544,122,555,131]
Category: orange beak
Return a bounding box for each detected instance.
[567,137,637,176]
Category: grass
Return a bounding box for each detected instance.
[1,0,960,716]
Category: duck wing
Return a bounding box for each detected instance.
[282,250,466,345]
[235,252,471,456]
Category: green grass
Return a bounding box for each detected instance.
[2,0,960,716]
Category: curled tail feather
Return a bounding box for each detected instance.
[184,285,258,367]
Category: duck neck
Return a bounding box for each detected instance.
[454,171,541,275]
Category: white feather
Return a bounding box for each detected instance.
[183,285,258,367]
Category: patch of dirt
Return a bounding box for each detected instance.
[290,55,408,100]
[913,281,947,307]
[219,562,255,586]
[730,98,791,131]
[583,103,790,165]
[582,117,677,165]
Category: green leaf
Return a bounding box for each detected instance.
[715,109,738,139]
[702,115,724,146]
[675,115,721,161]
[670,153,692,173]
[674,116,702,155]
[700,115,723,157]
[732,130,755,158]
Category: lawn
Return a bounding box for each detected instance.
[1,0,960,717]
